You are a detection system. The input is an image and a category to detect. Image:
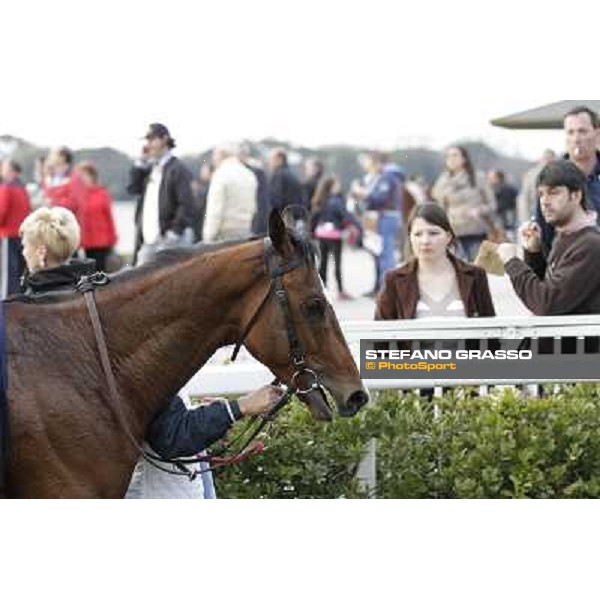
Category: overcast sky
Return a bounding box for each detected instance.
[1,0,590,160]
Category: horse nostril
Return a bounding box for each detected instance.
[344,390,369,415]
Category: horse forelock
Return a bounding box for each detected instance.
[287,230,317,269]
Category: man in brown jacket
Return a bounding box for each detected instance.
[497,160,600,316]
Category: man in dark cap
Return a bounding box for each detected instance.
[127,123,195,265]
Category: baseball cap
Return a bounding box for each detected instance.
[143,123,171,140]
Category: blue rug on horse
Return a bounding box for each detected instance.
[0,302,7,495]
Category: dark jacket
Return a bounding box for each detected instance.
[21,259,243,459]
[21,259,97,296]
[311,194,362,233]
[269,165,305,214]
[146,396,241,459]
[246,163,270,235]
[375,253,496,320]
[302,173,322,209]
[493,182,518,214]
[128,156,195,262]
[535,152,600,254]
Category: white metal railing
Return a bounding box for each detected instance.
[179,315,600,400]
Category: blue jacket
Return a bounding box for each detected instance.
[146,396,242,459]
[365,166,404,212]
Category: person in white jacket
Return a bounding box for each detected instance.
[202,142,258,242]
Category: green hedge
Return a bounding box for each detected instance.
[213,385,600,499]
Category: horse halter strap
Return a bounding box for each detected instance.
[76,274,156,462]
[230,238,321,396]
[231,238,302,362]
[77,273,223,479]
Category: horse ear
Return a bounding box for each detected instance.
[268,209,293,257]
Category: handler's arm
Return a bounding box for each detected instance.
[145,386,281,459]
[146,396,242,460]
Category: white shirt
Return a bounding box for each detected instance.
[142,152,171,244]
[415,280,466,319]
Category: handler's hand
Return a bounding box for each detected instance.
[238,385,285,416]
[519,220,542,253]
[497,243,518,264]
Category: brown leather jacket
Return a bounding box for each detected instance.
[375,253,496,320]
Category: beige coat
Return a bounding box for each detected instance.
[431,170,496,237]
[517,163,544,225]
[203,157,258,242]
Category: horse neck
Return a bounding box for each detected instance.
[105,241,266,423]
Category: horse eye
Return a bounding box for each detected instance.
[302,297,327,321]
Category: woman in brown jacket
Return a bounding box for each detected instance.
[376,202,495,321]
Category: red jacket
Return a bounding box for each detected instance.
[80,185,118,250]
[43,170,86,221]
[0,179,31,238]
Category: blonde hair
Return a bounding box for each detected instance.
[19,207,80,263]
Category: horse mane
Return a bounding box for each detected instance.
[111,236,264,284]
[6,230,316,306]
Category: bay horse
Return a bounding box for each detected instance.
[3,211,368,498]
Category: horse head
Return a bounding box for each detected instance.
[241,210,369,421]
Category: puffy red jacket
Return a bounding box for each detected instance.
[80,185,118,250]
[0,179,31,238]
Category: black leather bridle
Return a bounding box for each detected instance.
[230,237,326,400]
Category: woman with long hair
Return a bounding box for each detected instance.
[375,202,496,400]
[376,202,495,321]
[431,145,497,261]
[311,175,361,300]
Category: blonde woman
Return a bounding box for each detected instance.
[19,206,91,295]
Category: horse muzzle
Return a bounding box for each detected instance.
[338,389,369,417]
[293,369,370,421]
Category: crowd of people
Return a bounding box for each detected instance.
[0,146,119,297]
[0,105,598,319]
[374,105,600,327]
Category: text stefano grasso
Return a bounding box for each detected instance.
[364,349,533,361]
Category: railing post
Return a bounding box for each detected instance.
[356,438,377,498]
[356,391,378,497]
